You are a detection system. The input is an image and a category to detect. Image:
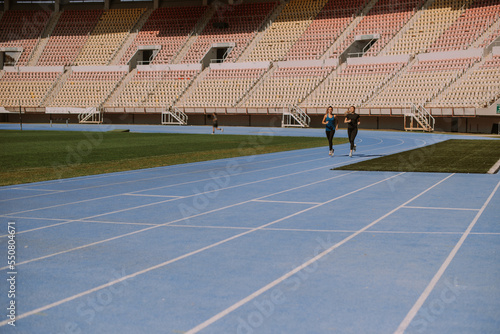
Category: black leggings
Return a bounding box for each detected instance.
[348,127,358,150]
[326,130,335,151]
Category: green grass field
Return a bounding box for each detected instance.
[334,139,500,174]
[0,130,348,186]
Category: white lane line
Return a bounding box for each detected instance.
[362,230,463,235]
[1,188,63,193]
[169,224,252,231]
[125,156,329,195]
[184,173,454,334]
[339,136,406,160]
[0,216,68,221]
[0,170,357,270]
[394,180,500,334]
[261,228,463,235]
[352,136,380,148]
[470,232,500,235]
[3,193,178,217]
[72,220,157,227]
[252,199,322,205]
[0,171,397,327]
[0,159,348,239]
[1,150,325,202]
[0,219,158,238]
[487,157,500,174]
[25,160,340,223]
[3,154,331,216]
[403,206,480,211]
[122,194,183,198]
[0,220,81,237]
[0,219,160,239]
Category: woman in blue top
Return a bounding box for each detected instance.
[322,106,338,156]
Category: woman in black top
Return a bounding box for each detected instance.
[344,106,360,157]
[212,112,223,134]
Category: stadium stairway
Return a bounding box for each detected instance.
[285,0,368,61]
[234,2,284,63]
[320,0,378,60]
[378,0,430,56]
[365,53,481,108]
[101,70,130,108]
[39,71,62,107]
[74,8,146,66]
[104,68,138,107]
[387,0,472,56]
[109,9,153,66]
[27,11,61,66]
[234,66,271,107]
[236,64,275,108]
[300,61,346,108]
[175,66,211,106]
[242,0,329,62]
[367,58,411,105]
[363,56,417,108]
[429,52,500,108]
[107,9,150,66]
[237,1,287,62]
[473,12,500,48]
[178,2,278,64]
[42,68,72,107]
[428,0,500,52]
[295,65,337,107]
[428,55,484,108]
[302,58,410,109]
[171,6,215,64]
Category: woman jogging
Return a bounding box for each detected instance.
[344,105,360,157]
[322,106,337,156]
[212,112,223,134]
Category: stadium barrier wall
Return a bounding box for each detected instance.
[3,66,65,73]
[2,111,499,134]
